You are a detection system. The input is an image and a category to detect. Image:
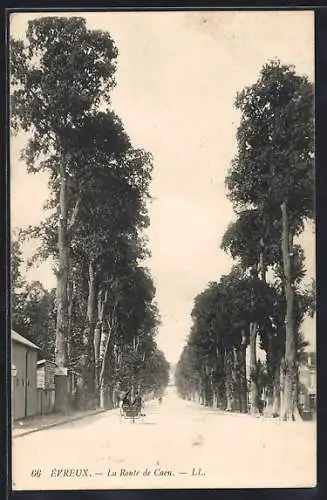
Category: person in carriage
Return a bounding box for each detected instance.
[119,390,145,422]
[119,391,130,415]
[122,391,131,406]
[132,391,144,415]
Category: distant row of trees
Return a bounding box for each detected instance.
[176,60,315,421]
[11,16,169,412]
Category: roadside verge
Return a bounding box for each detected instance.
[12,408,111,439]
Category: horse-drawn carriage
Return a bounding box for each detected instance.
[119,393,145,424]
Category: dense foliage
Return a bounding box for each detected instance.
[11,16,169,411]
[176,60,315,421]
[11,238,56,360]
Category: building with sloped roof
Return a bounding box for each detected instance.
[11,330,40,420]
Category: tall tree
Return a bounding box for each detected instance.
[67,115,152,405]
[10,16,121,411]
[225,60,314,420]
[221,210,280,414]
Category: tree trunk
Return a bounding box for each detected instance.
[131,375,136,402]
[232,346,241,412]
[249,322,260,415]
[263,332,279,417]
[87,260,97,337]
[259,241,266,282]
[279,356,284,417]
[280,200,301,421]
[264,360,281,417]
[67,273,74,364]
[94,287,108,404]
[240,330,248,412]
[93,289,103,392]
[54,163,69,413]
[212,387,218,408]
[234,344,246,413]
[199,379,204,405]
[272,362,281,417]
[98,310,116,409]
[97,284,119,408]
[93,321,101,402]
[99,384,105,409]
[225,349,233,411]
[208,373,214,407]
[82,260,97,408]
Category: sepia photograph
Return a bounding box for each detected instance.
[9,10,316,491]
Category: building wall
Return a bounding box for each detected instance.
[12,343,26,420]
[37,362,56,389]
[44,361,56,389]
[37,388,55,415]
[26,349,38,417]
[299,365,316,393]
[37,362,56,414]
[37,366,46,389]
[298,359,316,418]
[12,342,38,420]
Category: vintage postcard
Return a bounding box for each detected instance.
[10,10,316,491]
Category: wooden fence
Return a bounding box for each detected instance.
[37,388,55,415]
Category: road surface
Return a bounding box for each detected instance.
[12,386,316,490]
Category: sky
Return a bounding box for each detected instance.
[10,11,315,364]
